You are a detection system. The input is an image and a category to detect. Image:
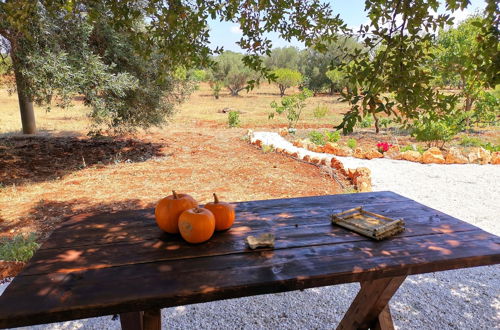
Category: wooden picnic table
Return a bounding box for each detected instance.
[0,191,498,330]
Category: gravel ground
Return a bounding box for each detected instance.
[2,131,499,329]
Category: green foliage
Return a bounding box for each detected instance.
[228,110,240,128]
[309,130,340,145]
[0,233,40,262]
[325,68,348,93]
[313,104,329,119]
[337,4,498,134]
[379,118,393,128]
[410,112,465,148]
[264,47,304,71]
[302,38,360,94]
[357,116,373,128]
[261,144,275,153]
[324,130,340,143]
[400,144,426,154]
[309,131,326,145]
[433,16,498,117]
[189,69,207,82]
[473,91,499,126]
[458,135,483,147]
[269,89,313,128]
[459,136,500,152]
[212,51,258,96]
[0,54,10,75]
[209,80,223,99]
[271,68,303,96]
[347,138,357,149]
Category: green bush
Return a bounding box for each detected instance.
[473,91,499,126]
[261,144,275,153]
[459,136,500,152]
[228,110,240,127]
[0,233,40,262]
[309,131,326,145]
[347,138,357,149]
[410,112,464,148]
[324,130,341,143]
[459,135,483,147]
[269,88,313,128]
[379,118,393,128]
[313,104,329,119]
[358,116,373,128]
[400,144,426,154]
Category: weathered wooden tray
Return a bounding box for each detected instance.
[331,207,405,240]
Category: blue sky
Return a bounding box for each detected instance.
[208,0,487,52]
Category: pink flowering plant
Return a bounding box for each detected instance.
[376,142,393,153]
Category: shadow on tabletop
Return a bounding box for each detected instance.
[0,135,165,187]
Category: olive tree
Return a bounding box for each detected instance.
[272,68,303,97]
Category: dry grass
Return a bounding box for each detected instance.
[176,82,346,128]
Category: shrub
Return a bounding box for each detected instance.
[459,135,483,147]
[357,116,373,128]
[400,144,426,154]
[473,91,499,126]
[269,88,313,128]
[379,118,393,128]
[228,111,240,127]
[459,136,500,152]
[0,233,40,262]
[347,138,357,149]
[309,131,326,145]
[313,104,329,119]
[209,81,223,99]
[410,112,464,148]
[324,130,341,143]
[261,144,275,153]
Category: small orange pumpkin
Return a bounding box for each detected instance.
[155,190,198,234]
[204,193,235,231]
[178,207,215,244]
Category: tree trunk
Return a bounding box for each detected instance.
[12,54,36,134]
[279,85,285,97]
[373,113,380,134]
[464,96,473,130]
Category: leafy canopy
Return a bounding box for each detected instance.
[271,68,303,96]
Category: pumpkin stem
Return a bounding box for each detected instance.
[193,207,203,213]
[213,193,219,203]
[172,190,178,199]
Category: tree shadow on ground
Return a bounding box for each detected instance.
[0,198,156,241]
[0,135,165,186]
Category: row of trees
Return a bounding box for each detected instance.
[1,1,497,135]
[198,14,498,135]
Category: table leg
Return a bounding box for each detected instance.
[120,309,161,330]
[337,276,406,330]
[143,309,162,330]
[120,311,143,330]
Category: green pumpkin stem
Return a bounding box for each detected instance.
[172,190,178,199]
[213,193,219,203]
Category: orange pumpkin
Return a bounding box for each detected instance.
[178,207,215,243]
[204,193,235,231]
[155,190,198,234]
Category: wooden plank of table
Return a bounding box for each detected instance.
[1,229,498,328]
[39,191,411,250]
[21,200,478,276]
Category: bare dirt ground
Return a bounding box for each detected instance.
[0,117,350,279]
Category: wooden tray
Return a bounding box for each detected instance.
[331,207,405,240]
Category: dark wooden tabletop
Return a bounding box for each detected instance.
[0,191,499,328]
